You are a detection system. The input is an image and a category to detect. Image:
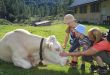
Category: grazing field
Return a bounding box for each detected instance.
[0,23,109,75]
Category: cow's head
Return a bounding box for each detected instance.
[42,35,68,66]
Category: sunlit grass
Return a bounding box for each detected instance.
[0,23,109,75]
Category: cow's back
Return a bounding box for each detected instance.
[0,29,42,62]
[0,38,12,62]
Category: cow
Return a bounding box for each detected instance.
[0,29,68,69]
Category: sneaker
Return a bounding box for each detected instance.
[90,65,98,72]
[70,61,78,68]
[108,65,110,70]
[97,66,108,74]
[80,64,85,71]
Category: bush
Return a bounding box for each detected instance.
[0,19,12,25]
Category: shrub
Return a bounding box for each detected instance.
[0,19,12,25]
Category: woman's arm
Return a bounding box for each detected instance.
[60,47,99,57]
[80,47,99,56]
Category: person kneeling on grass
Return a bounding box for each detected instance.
[88,27,109,73]
[60,29,110,74]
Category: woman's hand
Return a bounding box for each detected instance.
[60,51,81,57]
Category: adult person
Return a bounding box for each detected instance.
[88,28,108,73]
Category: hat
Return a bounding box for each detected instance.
[64,14,76,24]
[75,24,86,34]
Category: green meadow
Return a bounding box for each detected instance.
[0,22,109,75]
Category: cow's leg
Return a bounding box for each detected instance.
[10,45,32,69]
[28,54,36,66]
[12,57,32,69]
[28,53,39,67]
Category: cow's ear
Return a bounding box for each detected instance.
[46,35,56,49]
[48,35,56,43]
[46,42,53,49]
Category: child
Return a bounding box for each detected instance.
[74,25,95,71]
[62,14,81,68]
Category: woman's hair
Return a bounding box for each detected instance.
[107,29,110,42]
[88,28,102,44]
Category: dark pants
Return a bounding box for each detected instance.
[69,39,80,52]
[96,51,110,65]
[82,56,93,62]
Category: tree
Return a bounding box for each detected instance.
[0,0,31,22]
[0,0,75,22]
[0,0,6,18]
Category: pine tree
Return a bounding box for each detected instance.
[0,0,75,22]
[0,0,7,19]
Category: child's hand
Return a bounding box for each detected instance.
[60,52,68,57]
[62,44,66,49]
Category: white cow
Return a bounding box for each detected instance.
[0,29,68,69]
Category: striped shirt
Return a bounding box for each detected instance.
[79,36,91,51]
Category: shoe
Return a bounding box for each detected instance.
[80,64,85,71]
[70,61,77,68]
[90,65,98,72]
[108,65,110,70]
[97,66,108,74]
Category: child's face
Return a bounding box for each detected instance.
[65,20,76,28]
[75,31,82,38]
[64,17,77,28]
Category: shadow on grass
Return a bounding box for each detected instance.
[68,67,95,75]
[0,60,110,75]
[0,60,67,75]
[68,67,80,75]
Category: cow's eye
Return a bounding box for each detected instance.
[56,48,60,52]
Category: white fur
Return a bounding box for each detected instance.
[0,29,68,69]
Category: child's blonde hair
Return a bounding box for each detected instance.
[88,27,102,44]
[64,14,76,23]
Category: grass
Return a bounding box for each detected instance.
[0,23,109,75]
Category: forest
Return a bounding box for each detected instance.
[0,0,74,23]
